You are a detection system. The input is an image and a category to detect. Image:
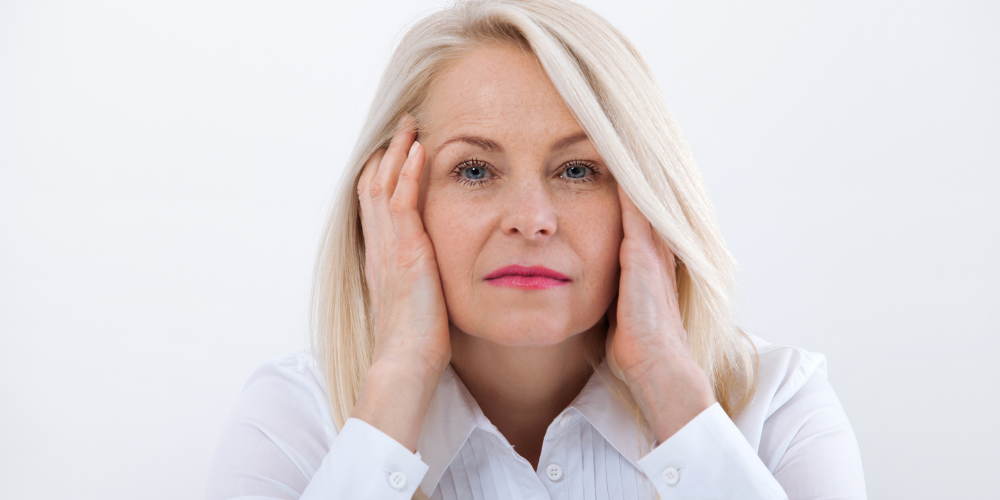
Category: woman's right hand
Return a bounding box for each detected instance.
[350,114,451,452]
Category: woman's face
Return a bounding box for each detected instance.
[418,42,623,346]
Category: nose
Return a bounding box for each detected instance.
[500,179,557,241]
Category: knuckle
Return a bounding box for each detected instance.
[397,168,415,183]
[368,182,384,200]
[389,196,407,214]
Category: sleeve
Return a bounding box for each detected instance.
[205,355,430,500]
[758,367,867,499]
[636,403,787,499]
[298,418,430,499]
[635,364,866,499]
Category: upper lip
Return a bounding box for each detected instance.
[484,265,571,281]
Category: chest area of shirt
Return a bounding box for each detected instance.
[430,424,657,500]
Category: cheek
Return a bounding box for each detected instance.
[560,192,623,295]
[421,195,490,286]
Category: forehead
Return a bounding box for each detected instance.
[422,43,582,139]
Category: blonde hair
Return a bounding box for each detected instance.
[310,0,757,496]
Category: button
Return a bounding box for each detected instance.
[545,463,563,481]
[388,471,407,490]
[662,466,679,485]
[559,413,572,427]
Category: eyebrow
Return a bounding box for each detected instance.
[433,131,591,157]
[551,132,590,151]
[434,135,503,156]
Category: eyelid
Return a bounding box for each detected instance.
[560,159,599,171]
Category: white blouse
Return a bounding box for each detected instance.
[206,336,866,499]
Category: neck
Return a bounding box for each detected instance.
[448,322,605,468]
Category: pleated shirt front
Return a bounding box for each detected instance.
[408,358,661,500]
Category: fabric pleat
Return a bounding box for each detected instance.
[604,438,623,497]
[459,442,487,500]
[434,467,456,499]
[619,452,638,498]
[446,447,473,498]
[580,424,597,500]
[469,432,501,500]
[485,434,517,500]
[592,426,609,499]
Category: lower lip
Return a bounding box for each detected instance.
[486,276,570,289]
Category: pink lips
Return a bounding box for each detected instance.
[484,265,572,289]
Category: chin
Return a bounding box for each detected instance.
[453,309,591,347]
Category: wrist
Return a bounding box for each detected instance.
[368,354,447,386]
[372,340,451,376]
[624,356,716,443]
[372,344,450,376]
[351,357,446,452]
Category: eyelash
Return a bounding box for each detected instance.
[450,158,601,187]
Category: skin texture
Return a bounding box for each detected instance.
[351,42,715,472]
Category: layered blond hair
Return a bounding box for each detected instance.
[310,0,757,496]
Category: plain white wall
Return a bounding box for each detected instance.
[1,0,996,498]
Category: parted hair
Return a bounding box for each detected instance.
[310,1,758,497]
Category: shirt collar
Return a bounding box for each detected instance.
[414,358,655,495]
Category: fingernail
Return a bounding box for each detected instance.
[409,141,420,155]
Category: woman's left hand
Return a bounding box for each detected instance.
[605,184,717,443]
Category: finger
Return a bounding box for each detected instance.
[358,149,386,287]
[370,114,417,207]
[370,115,417,245]
[358,148,385,243]
[619,184,677,302]
[617,184,654,244]
[389,141,428,239]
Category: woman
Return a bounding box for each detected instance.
[207,0,866,498]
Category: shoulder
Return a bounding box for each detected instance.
[233,350,335,433]
[732,334,833,445]
[207,351,336,498]
[240,350,329,398]
[750,334,829,418]
[733,335,866,491]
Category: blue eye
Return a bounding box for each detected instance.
[462,164,488,179]
[560,162,598,183]
[452,159,495,187]
[564,165,590,178]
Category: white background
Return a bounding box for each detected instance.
[1,0,997,498]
